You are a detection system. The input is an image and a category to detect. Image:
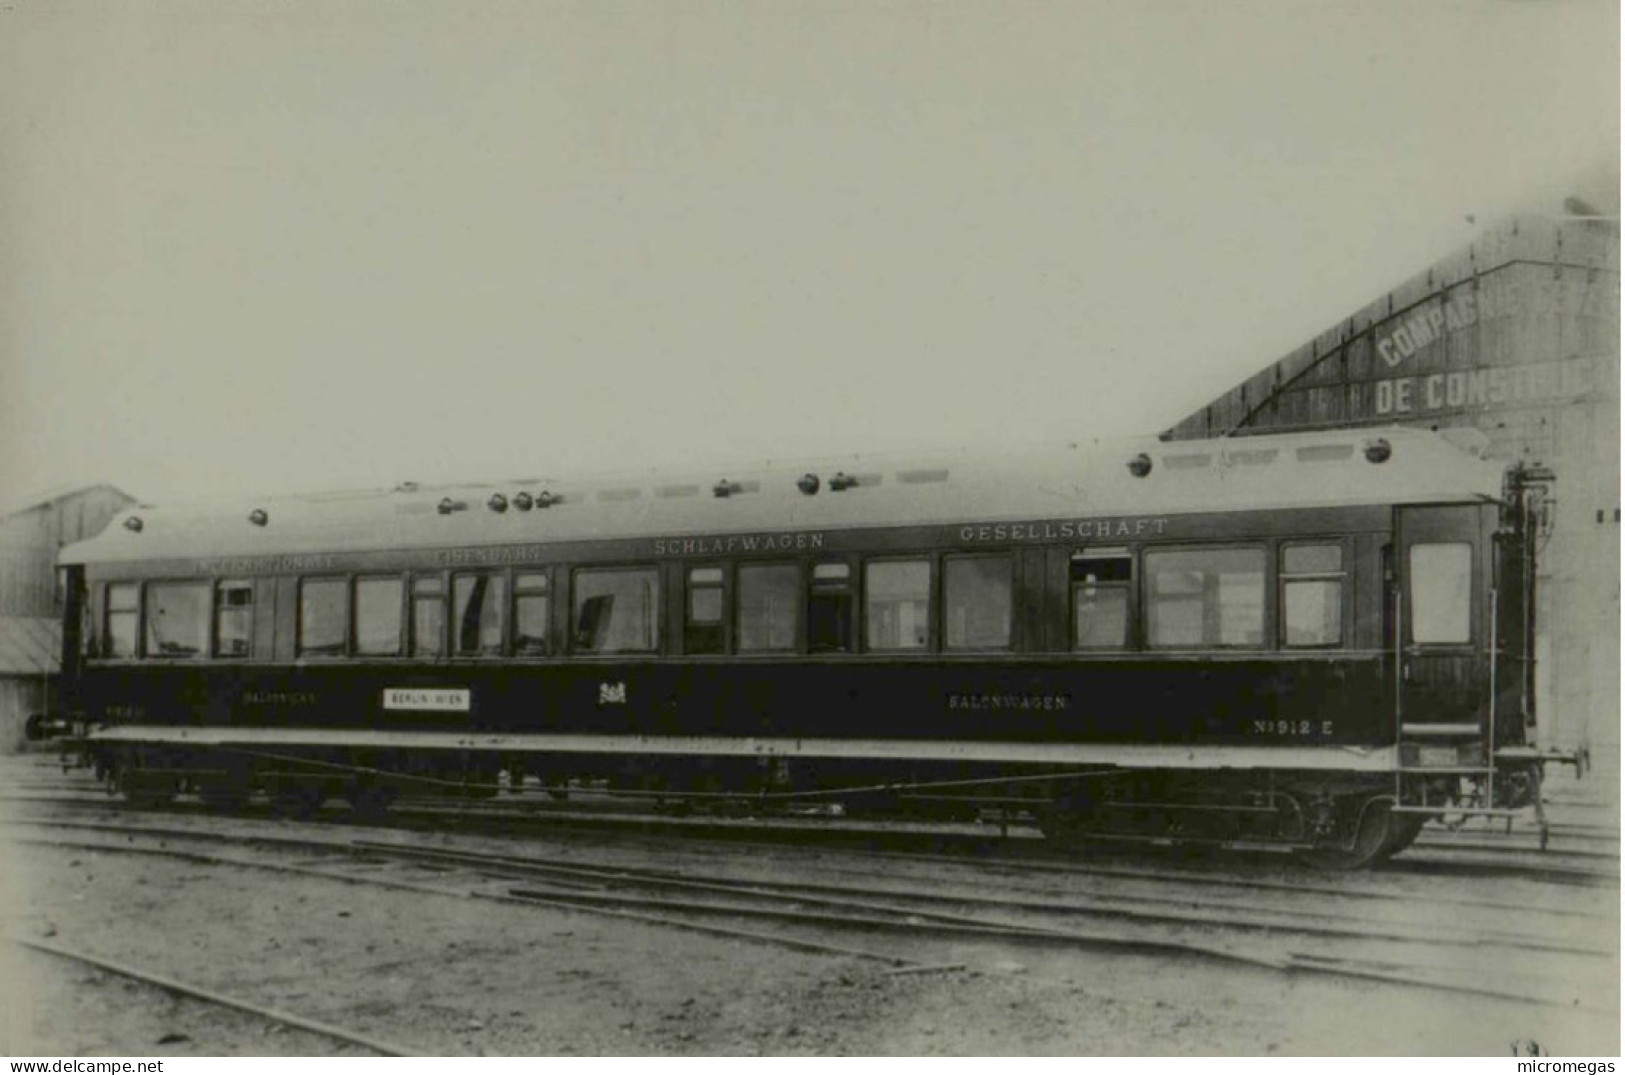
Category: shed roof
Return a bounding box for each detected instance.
[0,617,59,676]
[0,483,136,522]
[1162,212,1619,441]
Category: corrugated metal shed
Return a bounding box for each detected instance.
[0,616,59,676]
[1162,215,1619,443]
[0,484,137,616]
[0,482,135,523]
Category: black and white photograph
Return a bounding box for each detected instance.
[0,0,1618,1059]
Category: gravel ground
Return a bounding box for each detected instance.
[2,831,1616,1056]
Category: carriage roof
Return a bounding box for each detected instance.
[60,428,1508,567]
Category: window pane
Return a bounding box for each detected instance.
[214,581,253,657]
[515,593,552,655]
[738,564,797,652]
[812,562,850,585]
[685,567,726,654]
[1284,579,1342,646]
[865,560,930,651]
[1071,550,1132,584]
[412,598,446,657]
[1283,544,1342,575]
[454,573,506,655]
[689,586,723,625]
[686,593,725,654]
[808,593,851,652]
[944,556,1011,650]
[146,582,211,658]
[106,583,139,658]
[1072,551,1132,650]
[574,568,660,653]
[355,577,404,656]
[516,572,549,593]
[1074,587,1129,649]
[1411,543,1471,644]
[1145,548,1264,648]
[298,579,348,656]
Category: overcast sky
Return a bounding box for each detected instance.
[1,1,1617,505]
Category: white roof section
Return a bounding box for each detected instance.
[60,428,1508,567]
[0,482,135,522]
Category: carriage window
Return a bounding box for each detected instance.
[944,555,1012,651]
[514,572,552,656]
[454,572,506,656]
[865,559,931,651]
[686,566,726,655]
[143,582,210,658]
[1410,543,1471,644]
[808,562,852,653]
[738,563,797,652]
[1072,548,1131,650]
[214,581,253,657]
[355,576,404,657]
[1281,544,1343,647]
[573,567,660,653]
[105,583,140,658]
[411,575,446,657]
[1144,547,1264,648]
[298,578,348,656]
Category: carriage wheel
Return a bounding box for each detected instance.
[1299,797,1398,870]
[1373,813,1426,861]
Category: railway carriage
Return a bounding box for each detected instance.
[53,428,1580,867]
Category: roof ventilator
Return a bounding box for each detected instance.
[830,472,858,492]
[437,498,467,515]
[1127,453,1153,478]
[122,516,143,533]
[513,492,534,512]
[797,473,820,495]
[248,509,268,527]
[1363,438,1392,464]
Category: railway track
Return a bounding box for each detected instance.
[4,808,1615,1014]
[4,783,1616,898]
[11,937,421,1055]
[10,795,1614,927]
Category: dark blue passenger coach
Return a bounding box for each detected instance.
[55,428,1579,866]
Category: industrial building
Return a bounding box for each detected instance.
[0,484,134,750]
[1164,210,1619,752]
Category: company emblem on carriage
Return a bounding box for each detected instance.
[383,688,471,712]
[597,681,627,706]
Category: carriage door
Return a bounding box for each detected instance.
[1396,506,1486,762]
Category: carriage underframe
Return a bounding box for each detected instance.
[79,732,1571,870]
